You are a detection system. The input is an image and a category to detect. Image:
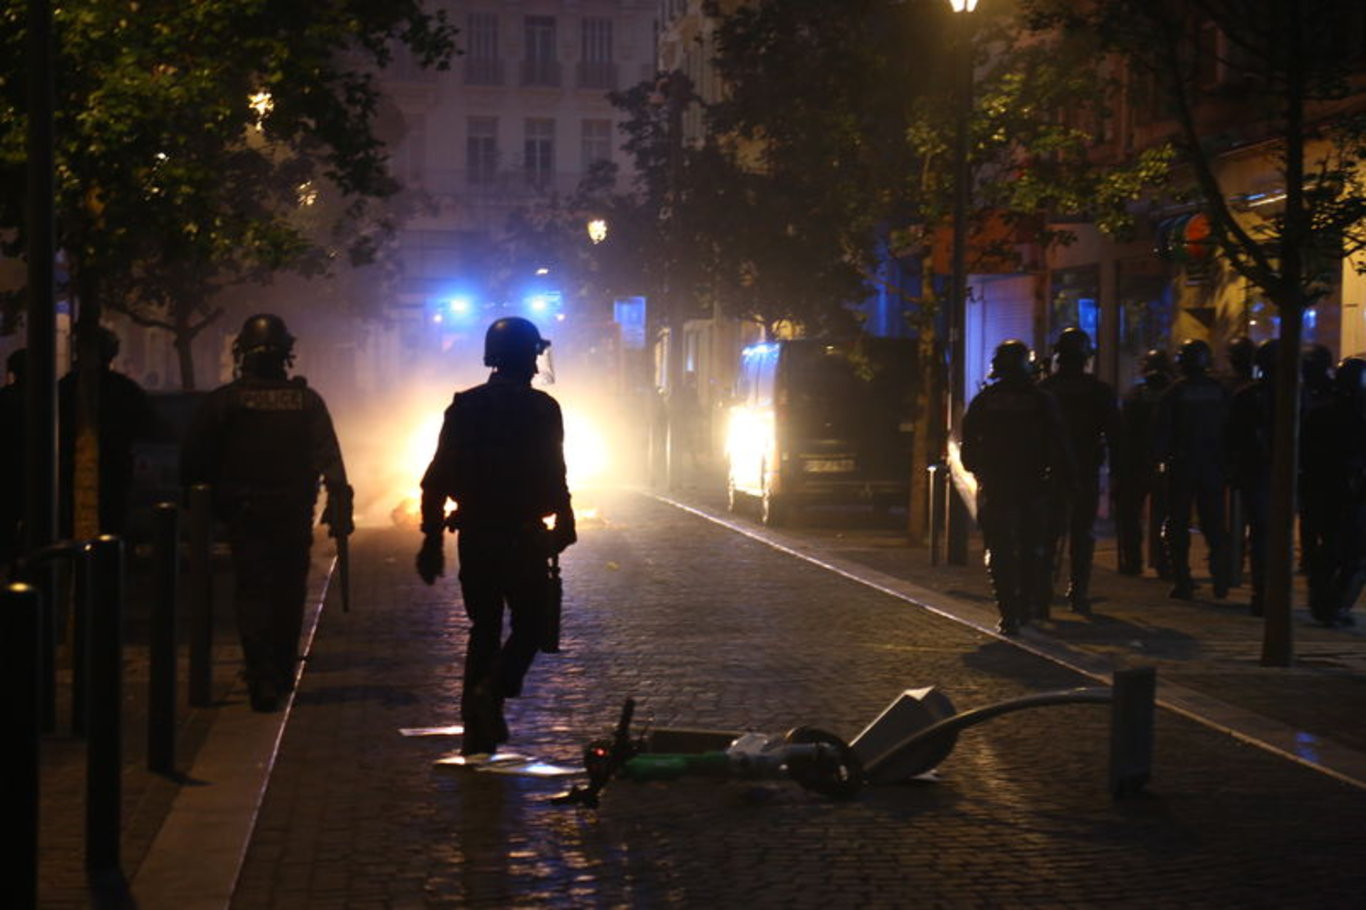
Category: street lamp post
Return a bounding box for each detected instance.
[945,0,977,565]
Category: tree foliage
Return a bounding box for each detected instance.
[0,0,454,385]
[585,0,1171,339]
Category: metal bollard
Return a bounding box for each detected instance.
[1109,666,1156,798]
[186,484,214,707]
[71,555,90,736]
[85,535,125,874]
[927,462,946,567]
[3,583,42,909]
[149,503,178,774]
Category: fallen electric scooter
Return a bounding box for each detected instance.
[553,669,1155,807]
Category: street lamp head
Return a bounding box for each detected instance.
[948,0,979,12]
[587,218,608,244]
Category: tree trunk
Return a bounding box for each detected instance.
[1262,8,1308,667]
[1262,302,1301,666]
[175,333,196,391]
[71,274,102,541]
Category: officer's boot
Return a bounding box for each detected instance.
[1168,558,1195,600]
[1067,538,1094,616]
[986,553,1021,635]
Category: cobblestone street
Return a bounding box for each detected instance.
[216,487,1366,908]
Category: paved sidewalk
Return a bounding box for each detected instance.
[36,484,1366,907]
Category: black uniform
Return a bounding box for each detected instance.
[58,365,154,535]
[181,374,348,705]
[962,376,1074,630]
[0,357,24,571]
[1151,373,1231,597]
[1298,354,1336,576]
[1116,369,1172,576]
[1038,368,1120,613]
[1302,389,1366,626]
[1226,375,1274,613]
[419,372,574,752]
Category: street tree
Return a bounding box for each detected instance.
[0,1,453,536]
[0,1,454,385]
[696,0,1169,531]
[1027,0,1366,664]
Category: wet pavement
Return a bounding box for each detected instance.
[36,483,1366,908]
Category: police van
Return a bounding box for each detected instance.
[724,338,918,525]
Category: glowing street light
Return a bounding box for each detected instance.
[248,89,274,129]
[587,218,609,244]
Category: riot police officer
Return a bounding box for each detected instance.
[58,326,154,536]
[1222,334,1257,586]
[416,317,577,756]
[962,340,1074,635]
[0,348,26,572]
[1151,338,1231,600]
[182,314,352,712]
[1299,343,1336,575]
[1303,356,1366,627]
[1226,339,1278,615]
[1116,349,1173,577]
[1039,327,1120,615]
[1222,335,1256,394]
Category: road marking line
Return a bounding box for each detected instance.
[656,493,1366,792]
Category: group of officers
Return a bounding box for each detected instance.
[3,313,573,760]
[962,328,1366,636]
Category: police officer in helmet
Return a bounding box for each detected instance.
[1303,356,1366,627]
[182,313,353,711]
[416,316,577,756]
[1151,337,1231,600]
[962,340,1075,635]
[1116,348,1173,577]
[1039,327,1120,616]
[1227,339,1279,615]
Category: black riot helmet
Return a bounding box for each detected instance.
[484,316,550,371]
[1053,327,1093,369]
[1334,356,1366,400]
[233,313,295,377]
[1175,338,1213,377]
[989,339,1034,382]
[6,347,28,384]
[1254,339,1279,379]
[1302,343,1333,384]
[1140,348,1172,377]
[1226,335,1255,380]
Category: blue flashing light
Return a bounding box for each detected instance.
[527,294,550,313]
[449,296,473,316]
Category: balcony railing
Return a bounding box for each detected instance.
[576,61,618,91]
[520,59,561,88]
[464,58,504,86]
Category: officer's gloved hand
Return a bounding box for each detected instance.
[552,510,577,553]
[325,484,355,538]
[416,534,444,585]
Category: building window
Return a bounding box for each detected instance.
[581,119,612,170]
[522,16,559,87]
[525,118,555,188]
[467,117,498,186]
[465,12,502,86]
[579,18,616,89]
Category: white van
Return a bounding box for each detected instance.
[725,338,918,525]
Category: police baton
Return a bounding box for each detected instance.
[542,554,562,653]
[327,493,352,613]
[336,530,352,613]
